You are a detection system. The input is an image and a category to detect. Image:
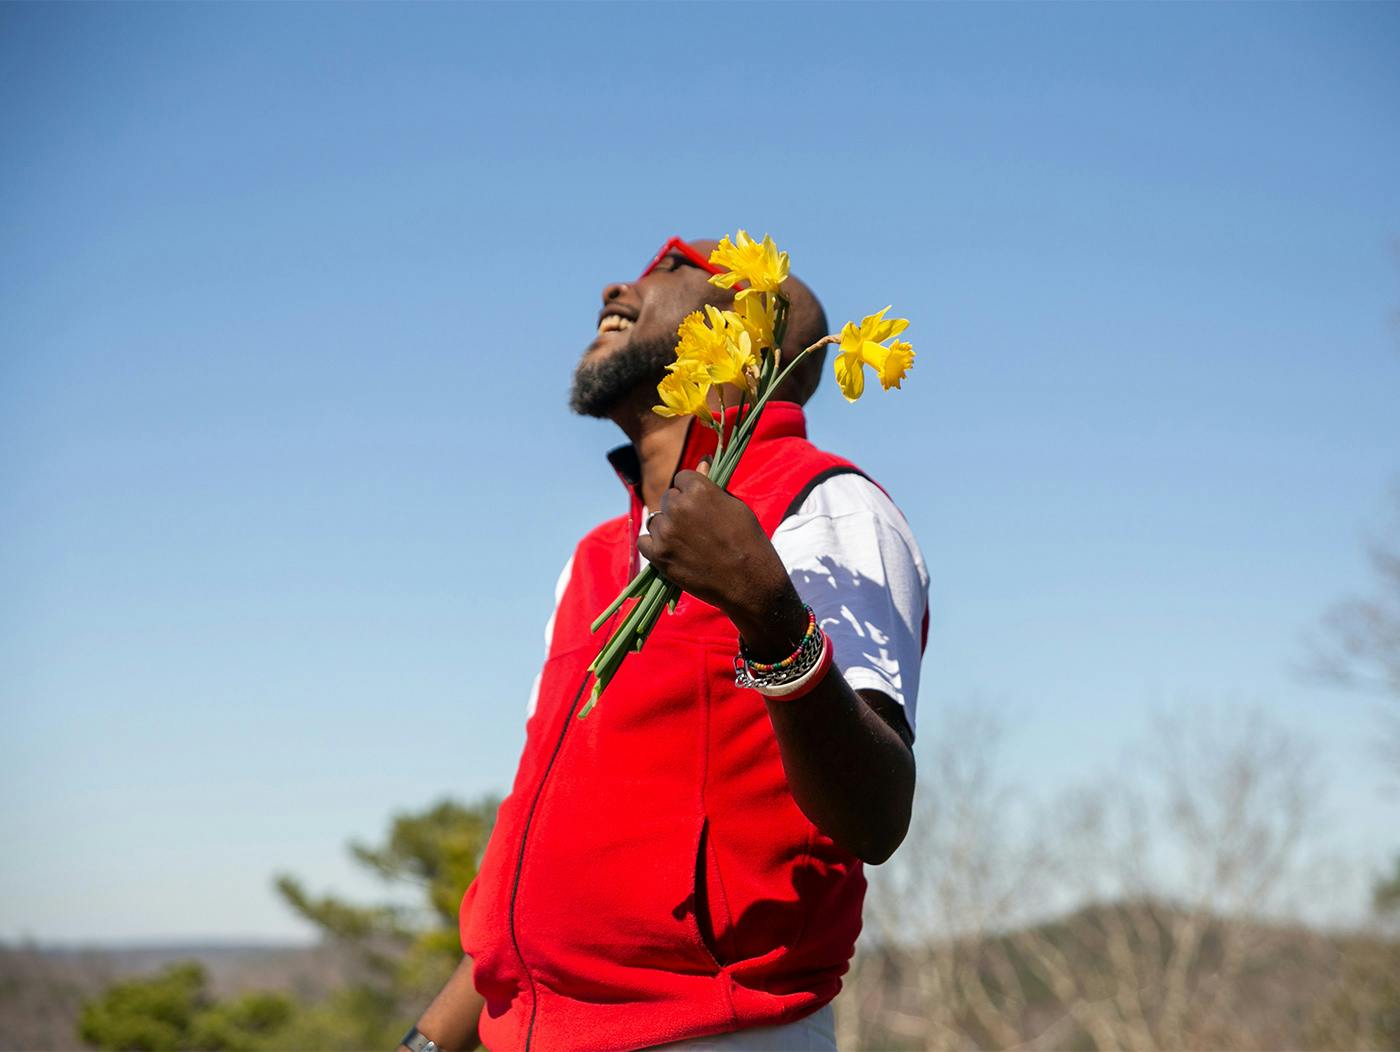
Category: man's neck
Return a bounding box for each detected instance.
[609,391,688,513]
[608,380,752,510]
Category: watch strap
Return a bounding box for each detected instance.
[401,1026,441,1052]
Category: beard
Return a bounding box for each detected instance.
[568,334,675,418]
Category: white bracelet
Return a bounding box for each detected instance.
[751,633,833,700]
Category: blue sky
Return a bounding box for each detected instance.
[2,3,1398,943]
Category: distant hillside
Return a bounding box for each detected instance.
[0,942,351,1051]
[841,901,1399,1051]
[4,907,1396,1051]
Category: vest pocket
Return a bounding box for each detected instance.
[692,815,733,970]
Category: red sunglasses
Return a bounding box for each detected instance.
[637,237,728,283]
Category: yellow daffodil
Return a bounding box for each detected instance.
[672,306,760,393]
[654,360,712,419]
[833,307,913,402]
[708,230,789,294]
[735,291,777,351]
[675,306,731,369]
[705,329,759,392]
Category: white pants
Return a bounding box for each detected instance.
[644,1004,837,1051]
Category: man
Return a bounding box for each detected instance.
[401,238,928,1052]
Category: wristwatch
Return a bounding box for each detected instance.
[401,1026,442,1052]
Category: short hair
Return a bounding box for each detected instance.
[774,274,829,406]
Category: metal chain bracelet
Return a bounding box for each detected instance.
[734,605,827,691]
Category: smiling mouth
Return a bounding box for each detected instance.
[596,314,635,336]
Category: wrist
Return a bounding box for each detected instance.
[724,563,808,662]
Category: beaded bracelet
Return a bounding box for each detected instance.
[735,604,831,697]
[740,606,818,674]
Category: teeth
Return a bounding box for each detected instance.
[596,315,634,335]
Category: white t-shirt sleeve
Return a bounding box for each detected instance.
[771,473,929,734]
[526,553,575,720]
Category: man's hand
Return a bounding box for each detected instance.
[637,465,809,661]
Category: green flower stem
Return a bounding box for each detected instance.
[580,574,672,717]
[640,584,679,638]
[627,581,670,652]
[612,576,667,654]
[589,582,657,674]
[713,390,727,465]
[590,565,657,633]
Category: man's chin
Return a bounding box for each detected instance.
[568,335,673,419]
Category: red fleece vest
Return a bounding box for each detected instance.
[460,403,870,1052]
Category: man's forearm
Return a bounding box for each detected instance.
[724,576,915,865]
[400,955,483,1052]
[765,677,914,864]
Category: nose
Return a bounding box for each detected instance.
[602,281,630,304]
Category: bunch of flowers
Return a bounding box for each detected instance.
[582,231,913,716]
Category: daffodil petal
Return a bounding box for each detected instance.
[833,351,866,402]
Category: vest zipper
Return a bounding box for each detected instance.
[507,670,591,1052]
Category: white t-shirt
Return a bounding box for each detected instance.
[527,474,929,734]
